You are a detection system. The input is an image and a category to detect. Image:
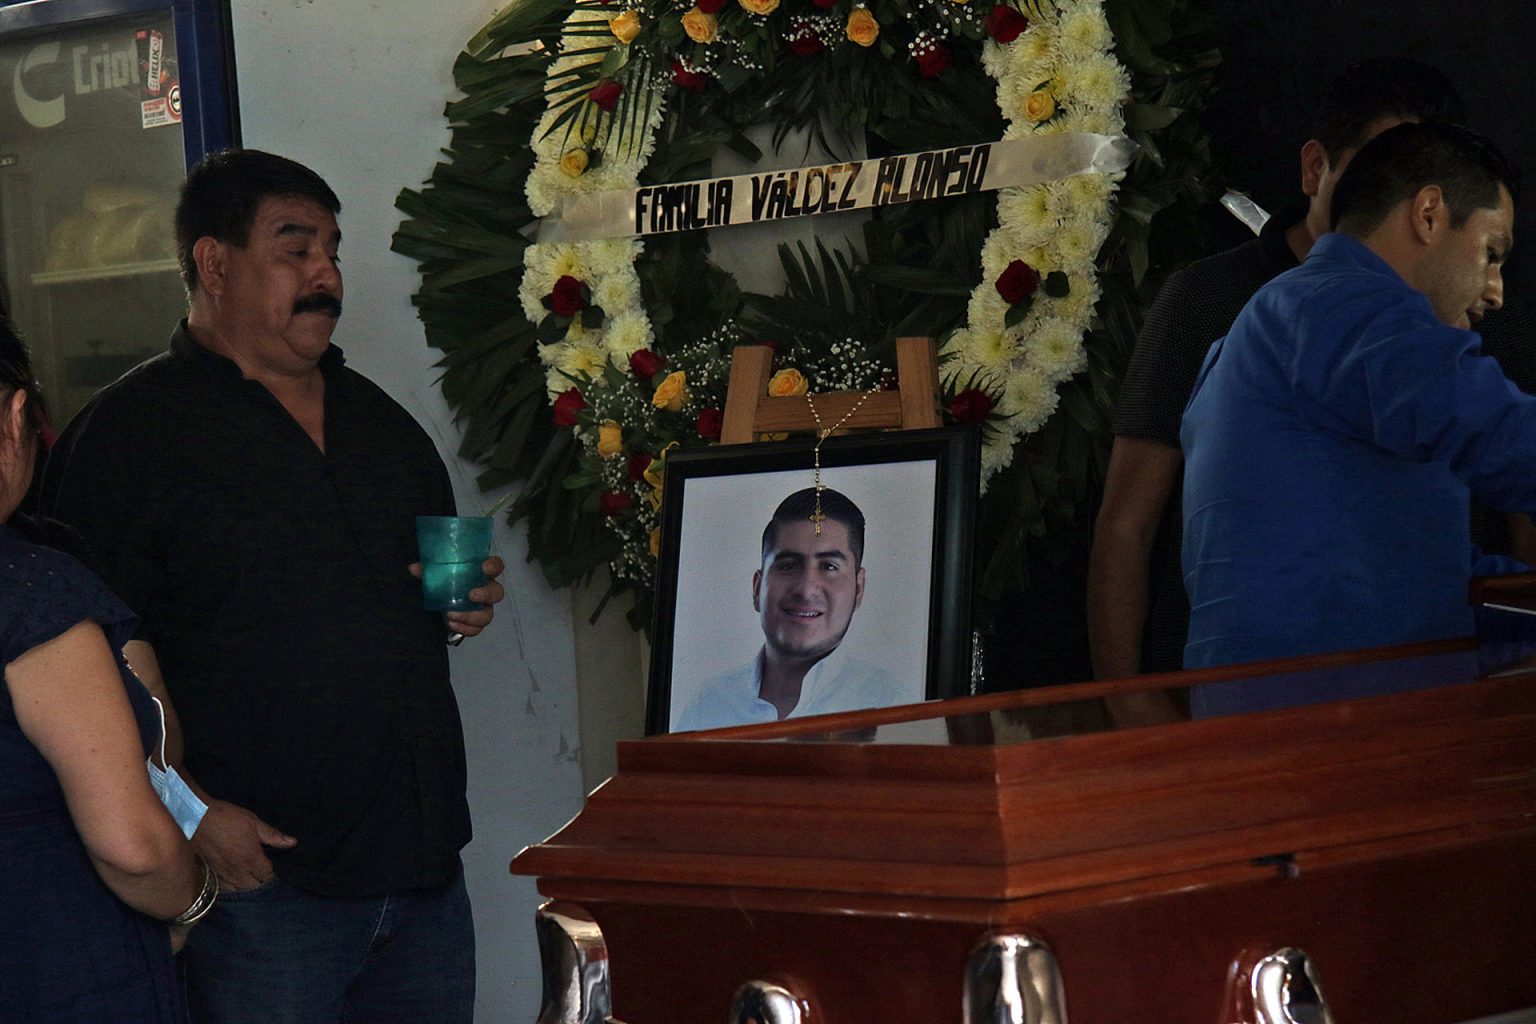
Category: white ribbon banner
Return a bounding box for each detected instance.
[537,132,1137,243]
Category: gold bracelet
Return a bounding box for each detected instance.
[167,855,219,927]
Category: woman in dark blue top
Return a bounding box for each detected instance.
[1,322,207,1021]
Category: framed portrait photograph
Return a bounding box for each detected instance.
[647,426,979,734]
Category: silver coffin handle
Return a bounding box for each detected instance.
[534,900,616,1024]
[1251,947,1337,1024]
[963,934,1069,1024]
[729,981,812,1024]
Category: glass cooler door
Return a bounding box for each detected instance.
[0,0,235,426]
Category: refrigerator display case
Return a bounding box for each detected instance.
[0,0,237,425]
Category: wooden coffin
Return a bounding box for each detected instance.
[512,637,1536,1024]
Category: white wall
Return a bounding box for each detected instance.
[228,3,588,1020]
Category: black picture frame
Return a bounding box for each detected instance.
[646,426,979,734]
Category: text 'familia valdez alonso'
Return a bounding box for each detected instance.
[631,143,993,235]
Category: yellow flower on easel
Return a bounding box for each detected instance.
[596,420,623,458]
[609,9,641,43]
[651,371,688,412]
[767,367,808,397]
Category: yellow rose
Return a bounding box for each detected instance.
[647,487,663,512]
[609,9,642,43]
[1022,88,1056,124]
[738,0,779,13]
[649,527,661,558]
[643,441,679,490]
[845,8,879,47]
[652,370,688,413]
[596,420,623,458]
[681,8,718,43]
[767,367,808,397]
[559,149,589,178]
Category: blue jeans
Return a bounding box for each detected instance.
[182,867,474,1024]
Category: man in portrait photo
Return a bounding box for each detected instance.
[672,486,905,731]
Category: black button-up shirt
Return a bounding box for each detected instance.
[41,323,470,896]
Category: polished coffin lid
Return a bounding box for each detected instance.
[512,636,1536,902]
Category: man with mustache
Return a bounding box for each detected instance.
[41,149,501,1023]
[673,487,901,731]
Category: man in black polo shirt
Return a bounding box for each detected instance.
[41,150,503,1024]
[1086,57,1536,681]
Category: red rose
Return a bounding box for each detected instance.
[696,407,724,439]
[788,30,824,56]
[985,4,1029,44]
[627,451,653,481]
[548,275,586,316]
[697,0,727,11]
[950,388,993,425]
[629,348,666,379]
[671,61,709,93]
[915,42,951,79]
[552,388,586,427]
[599,490,632,516]
[995,259,1039,304]
[589,79,622,111]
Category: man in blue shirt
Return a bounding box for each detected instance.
[1181,121,1531,671]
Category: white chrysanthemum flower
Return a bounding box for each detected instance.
[1021,243,1058,274]
[995,185,1058,245]
[588,162,640,194]
[1024,317,1087,379]
[1009,23,1055,66]
[1053,275,1102,322]
[537,341,562,367]
[588,236,643,269]
[1054,214,1110,267]
[555,336,606,381]
[1060,54,1130,111]
[979,438,1016,485]
[1039,181,1077,220]
[1055,0,1113,60]
[981,39,1011,80]
[519,246,561,322]
[967,287,1012,333]
[593,271,639,314]
[1003,371,1061,431]
[524,168,560,218]
[959,325,1018,368]
[1054,107,1121,136]
[979,230,1023,282]
[603,309,653,364]
[1063,172,1116,208]
[519,282,547,326]
[545,365,571,399]
[546,244,586,281]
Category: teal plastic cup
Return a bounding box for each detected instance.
[416,515,494,612]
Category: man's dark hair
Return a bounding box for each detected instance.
[175,148,341,293]
[1331,121,1521,235]
[1312,58,1466,162]
[761,487,865,565]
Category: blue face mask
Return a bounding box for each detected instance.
[147,696,208,840]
